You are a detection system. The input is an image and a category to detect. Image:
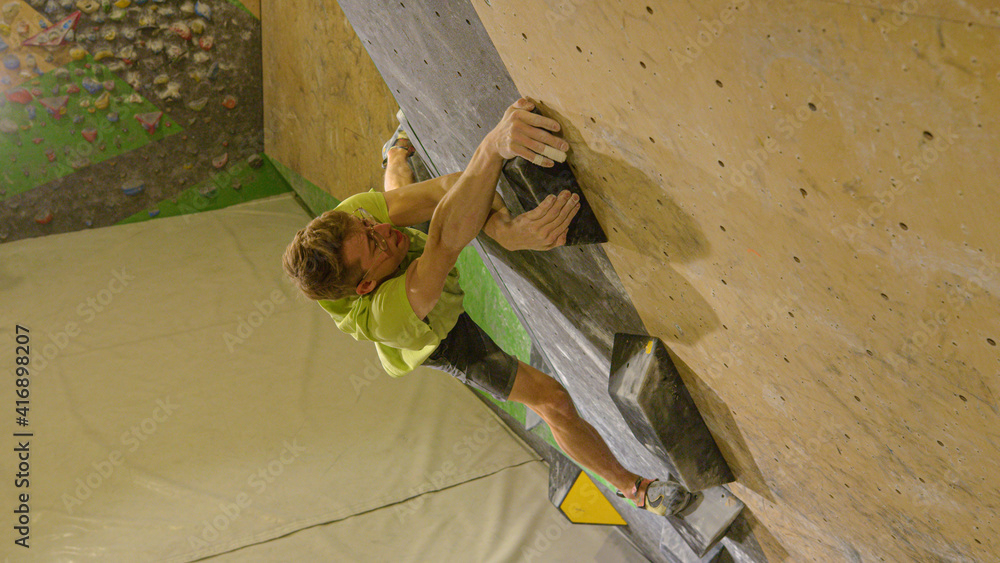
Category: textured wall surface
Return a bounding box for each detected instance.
[262,0,398,198]
[472,1,999,561]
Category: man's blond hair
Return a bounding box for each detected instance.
[282,209,360,301]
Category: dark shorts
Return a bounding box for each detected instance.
[423,313,520,401]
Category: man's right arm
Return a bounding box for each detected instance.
[404,98,569,319]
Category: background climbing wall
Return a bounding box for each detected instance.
[261,0,398,199]
[0,0,265,242]
[471,1,999,561]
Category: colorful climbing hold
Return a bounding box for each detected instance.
[169,21,190,39]
[212,153,228,169]
[121,180,143,195]
[82,128,97,142]
[35,211,54,224]
[106,111,119,122]
[45,148,55,161]
[3,53,19,70]
[198,35,213,50]
[135,110,162,134]
[94,91,110,109]
[66,83,80,94]
[38,96,69,117]
[222,95,236,109]
[194,0,210,20]
[5,88,32,104]
[81,77,102,94]
[187,96,207,111]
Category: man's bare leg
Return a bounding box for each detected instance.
[507,361,661,507]
[384,137,414,192]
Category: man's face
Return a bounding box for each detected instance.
[342,214,411,295]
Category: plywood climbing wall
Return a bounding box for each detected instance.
[472,1,999,561]
[261,0,398,199]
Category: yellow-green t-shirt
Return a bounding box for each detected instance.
[317,192,464,376]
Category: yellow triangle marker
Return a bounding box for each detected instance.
[559,471,627,526]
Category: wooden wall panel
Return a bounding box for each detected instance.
[262,0,397,200]
[473,1,999,561]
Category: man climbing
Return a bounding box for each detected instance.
[282,98,693,518]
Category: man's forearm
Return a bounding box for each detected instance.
[427,136,505,254]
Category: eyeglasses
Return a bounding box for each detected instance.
[353,207,388,281]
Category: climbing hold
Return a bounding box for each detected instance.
[199,184,217,198]
[66,83,80,94]
[85,220,92,227]
[212,153,227,169]
[121,26,134,40]
[198,34,213,50]
[81,77,102,94]
[102,27,116,41]
[192,51,209,64]
[113,0,128,6]
[126,92,142,103]
[134,110,161,133]
[117,45,136,62]
[189,18,204,34]
[207,61,219,81]
[146,38,163,53]
[179,0,193,14]
[69,155,90,169]
[93,49,113,61]
[157,81,180,100]
[44,148,55,161]
[29,87,42,97]
[1,2,20,21]
[5,88,31,104]
[24,10,82,47]
[0,119,16,133]
[72,115,83,124]
[38,96,69,118]
[31,137,42,144]
[81,128,97,142]
[94,91,110,109]
[165,43,183,59]
[148,208,160,217]
[106,111,118,122]
[76,0,99,13]
[194,0,210,20]
[169,21,190,39]
[24,54,36,69]
[186,96,207,111]
[108,6,124,19]
[103,79,114,91]
[35,210,54,224]
[2,53,19,70]
[222,95,236,109]
[70,46,87,60]
[121,180,143,195]
[152,72,169,85]
[247,154,263,169]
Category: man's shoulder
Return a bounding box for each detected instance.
[335,191,389,222]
